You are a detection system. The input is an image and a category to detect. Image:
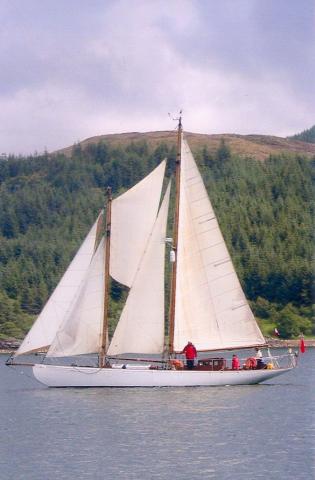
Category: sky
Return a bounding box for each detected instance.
[1,0,314,155]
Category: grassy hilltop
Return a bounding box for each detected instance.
[0,128,314,341]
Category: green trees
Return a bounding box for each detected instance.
[275,304,312,338]
[0,139,313,339]
[199,147,314,338]
[289,125,315,143]
[0,290,33,339]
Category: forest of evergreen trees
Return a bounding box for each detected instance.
[289,124,315,143]
[0,138,313,340]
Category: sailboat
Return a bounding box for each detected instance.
[7,118,297,387]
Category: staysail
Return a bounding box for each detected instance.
[173,137,265,351]
[15,214,103,356]
[108,182,171,355]
[47,238,105,357]
[110,160,166,287]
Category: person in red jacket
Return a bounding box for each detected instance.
[232,354,240,370]
[182,341,197,369]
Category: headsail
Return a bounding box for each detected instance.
[173,137,265,351]
[47,238,105,357]
[45,161,167,357]
[15,214,103,356]
[110,160,166,287]
[107,182,171,355]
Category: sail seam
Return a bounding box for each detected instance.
[211,285,243,298]
[186,176,199,181]
[231,303,247,310]
[187,181,203,187]
[214,284,248,305]
[214,258,230,267]
[201,241,226,252]
[191,196,208,203]
[199,228,217,236]
[198,217,216,224]
[195,212,213,219]
[209,271,236,283]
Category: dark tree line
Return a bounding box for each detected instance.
[288,124,315,143]
[0,139,313,339]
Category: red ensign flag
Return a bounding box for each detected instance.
[299,338,306,353]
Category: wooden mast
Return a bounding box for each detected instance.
[99,186,112,368]
[168,115,182,355]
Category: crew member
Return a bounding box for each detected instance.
[255,348,265,369]
[182,341,197,370]
[232,354,240,370]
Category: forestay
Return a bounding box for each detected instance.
[173,137,265,352]
[15,214,103,356]
[110,160,166,287]
[108,182,171,355]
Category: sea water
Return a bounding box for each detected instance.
[0,350,314,480]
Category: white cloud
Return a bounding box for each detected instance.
[0,0,314,154]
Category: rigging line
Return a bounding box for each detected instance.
[6,362,36,381]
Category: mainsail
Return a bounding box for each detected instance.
[173,137,265,351]
[15,214,103,356]
[108,182,171,355]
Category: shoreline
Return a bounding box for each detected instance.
[1,339,314,355]
[266,339,315,348]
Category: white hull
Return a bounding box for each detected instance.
[32,363,293,387]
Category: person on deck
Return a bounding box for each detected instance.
[232,354,240,370]
[255,348,265,369]
[182,341,197,370]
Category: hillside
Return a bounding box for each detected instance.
[0,131,314,341]
[55,131,315,161]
